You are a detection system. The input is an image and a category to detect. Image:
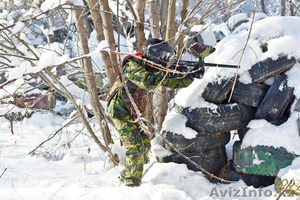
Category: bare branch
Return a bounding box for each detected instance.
[0,167,8,179]
[228,0,258,102]
[276,178,295,200]
[28,115,80,156]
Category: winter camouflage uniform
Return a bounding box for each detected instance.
[105,54,193,186]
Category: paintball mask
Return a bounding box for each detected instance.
[143,38,174,67]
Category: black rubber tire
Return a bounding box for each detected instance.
[202,76,236,104]
[162,147,227,174]
[237,127,249,142]
[175,103,256,133]
[162,130,230,152]
[233,141,299,176]
[232,19,249,31]
[255,75,294,122]
[221,169,275,188]
[275,177,300,196]
[249,55,296,83]
[231,81,270,107]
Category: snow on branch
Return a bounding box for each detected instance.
[41,0,84,11]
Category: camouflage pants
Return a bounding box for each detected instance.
[111,114,151,186]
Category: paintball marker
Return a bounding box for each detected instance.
[172,43,239,70]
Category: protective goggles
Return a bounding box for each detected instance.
[159,50,173,61]
[158,44,174,61]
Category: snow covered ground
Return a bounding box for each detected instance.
[0,109,295,200]
[1,2,300,200]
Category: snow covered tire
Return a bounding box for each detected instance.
[231,81,269,107]
[222,169,275,188]
[249,55,296,83]
[162,130,230,152]
[233,141,299,176]
[202,77,236,104]
[236,127,250,142]
[162,147,227,174]
[255,75,294,122]
[175,104,256,133]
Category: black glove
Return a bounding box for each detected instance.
[167,65,189,79]
[188,66,205,79]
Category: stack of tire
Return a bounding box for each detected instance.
[161,76,257,176]
[161,54,300,189]
[161,128,230,175]
[231,55,300,192]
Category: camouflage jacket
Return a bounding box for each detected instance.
[106,54,194,120]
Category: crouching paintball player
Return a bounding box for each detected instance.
[105,38,214,187]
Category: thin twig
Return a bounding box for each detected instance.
[0,167,8,179]
[177,141,197,151]
[11,180,24,200]
[228,0,258,102]
[276,178,294,200]
[48,183,67,200]
[9,117,14,135]
[28,115,80,156]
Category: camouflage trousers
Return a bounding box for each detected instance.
[111,114,151,186]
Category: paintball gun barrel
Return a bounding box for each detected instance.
[172,59,239,69]
[172,43,239,69]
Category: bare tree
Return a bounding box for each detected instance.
[166,0,176,46]
[135,0,146,52]
[74,5,117,164]
[281,0,286,16]
[289,1,294,16]
[176,0,190,58]
[99,0,119,79]
[87,0,116,87]
[146,0,161,127]
[82,0,94,38]
[156,0,176,132]
[160,0,169,40]
[148,0,160,38]
[261,0,267,14]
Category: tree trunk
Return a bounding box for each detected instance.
[176,0,189,59]
[160,0,169,40]
[148,0,160,38]
[261,0,267,14]
[88,0,116,87]
[156,87,168,131]
[146,0,160,126]
[281,0,285,16]
[135,0,146,52]
[289,2,294,16]
[74,6,117,163]
[166,0,177,102]
[99,0,119,78]
[166,0,176,45]
[156,0,176,131]
[82,1,94,38]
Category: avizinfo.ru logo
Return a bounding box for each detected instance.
[209,186,299,198]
